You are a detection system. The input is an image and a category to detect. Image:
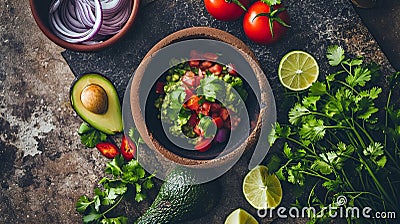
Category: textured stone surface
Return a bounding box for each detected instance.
[0,0,398,223]
[62,0,396,223]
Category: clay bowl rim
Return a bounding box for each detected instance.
[29,0,140,52]
[130,27,272,168]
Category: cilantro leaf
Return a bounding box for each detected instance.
[287,162,305,186]
[355,97,379,121]
[309,82,327,96]
[359,87,382,100]
[83,213,102,223]
[289,103,311,125]
[311,160,332,175]
[345,66,371,87]
[196,76,225,102]
[363,142,384,158]
[326,45,345,66]
[105,155,124,177]
[100,217,128,224]
[78,123,107,148]
[302,96,320,111]
[260,0,281,5]
[198,117,217,138]
[283,142,293,158]
[135,193,146,202]
[342,57,363,67]
[322,179,342,192]
[76,195,93,213]
[275,166,286,181]
[268,123,291,145]
[299,117,326,141]
[363,142,387,168]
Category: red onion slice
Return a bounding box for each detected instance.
[49,0,102,43]
[49,0,132,45]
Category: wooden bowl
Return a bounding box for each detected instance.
[29,0,140,51]
[130,27,274,168]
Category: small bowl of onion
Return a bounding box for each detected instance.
[29,0,140,51]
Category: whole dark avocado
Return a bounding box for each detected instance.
[135,168,221,224]
[70,73,123,135]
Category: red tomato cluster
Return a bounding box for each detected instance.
[181,58,240,152]
[204,0,290,45]
[156,51,243,152]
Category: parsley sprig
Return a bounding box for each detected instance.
[270,45,400,222]
[76,149,154,223]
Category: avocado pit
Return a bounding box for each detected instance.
[80,84,108,114]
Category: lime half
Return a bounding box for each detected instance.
[243,165,283,210]
[278,50,319,91]
[224,208,259,224]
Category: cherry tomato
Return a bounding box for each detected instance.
[204,0,250,21]
[198,101,211,116]
[213,117,224,129]
[209,64,223,76]
[155,81,165,94]
[193,125,204,136]
[200,61,213,70]
[219,107,230,121]
[195,138,213,152]
[227,63,238,76]
[189,60,200,68]
[188,113,200,127]
[243,2,290,45]
[187,95,201,111]
[96,142,119,159]
[120,135,136,161]
[210,102,222,113]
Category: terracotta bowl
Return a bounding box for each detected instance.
[29,0,140,51]
[130,27,274,168]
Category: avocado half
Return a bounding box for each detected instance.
[70,73,123,135]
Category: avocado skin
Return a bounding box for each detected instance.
[70,73,123,135]
[135,168,221,224]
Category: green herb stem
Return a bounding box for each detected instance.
[384,89,392,147]
[102,195,125,218]
[286,137,317,156]
[358,156,394,209]
[300,170,333,182]
[340,169,355,192]
[228,0,247,11]
[353,121,373,144]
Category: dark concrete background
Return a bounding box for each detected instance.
[0,0,399,223]
[354,0,400,70]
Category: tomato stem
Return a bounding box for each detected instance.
[252,6,290,38]
[226,0,247,11]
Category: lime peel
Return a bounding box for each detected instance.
[278,50,319,91]
[243,165,283,210]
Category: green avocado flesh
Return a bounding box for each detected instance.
[70,73,123,135]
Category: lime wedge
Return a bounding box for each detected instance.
[278,50,319,91]
[243,165,282,209]
[224,208,259,224]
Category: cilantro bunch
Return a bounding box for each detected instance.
[269,46,400,222]
[76,129,154,224]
